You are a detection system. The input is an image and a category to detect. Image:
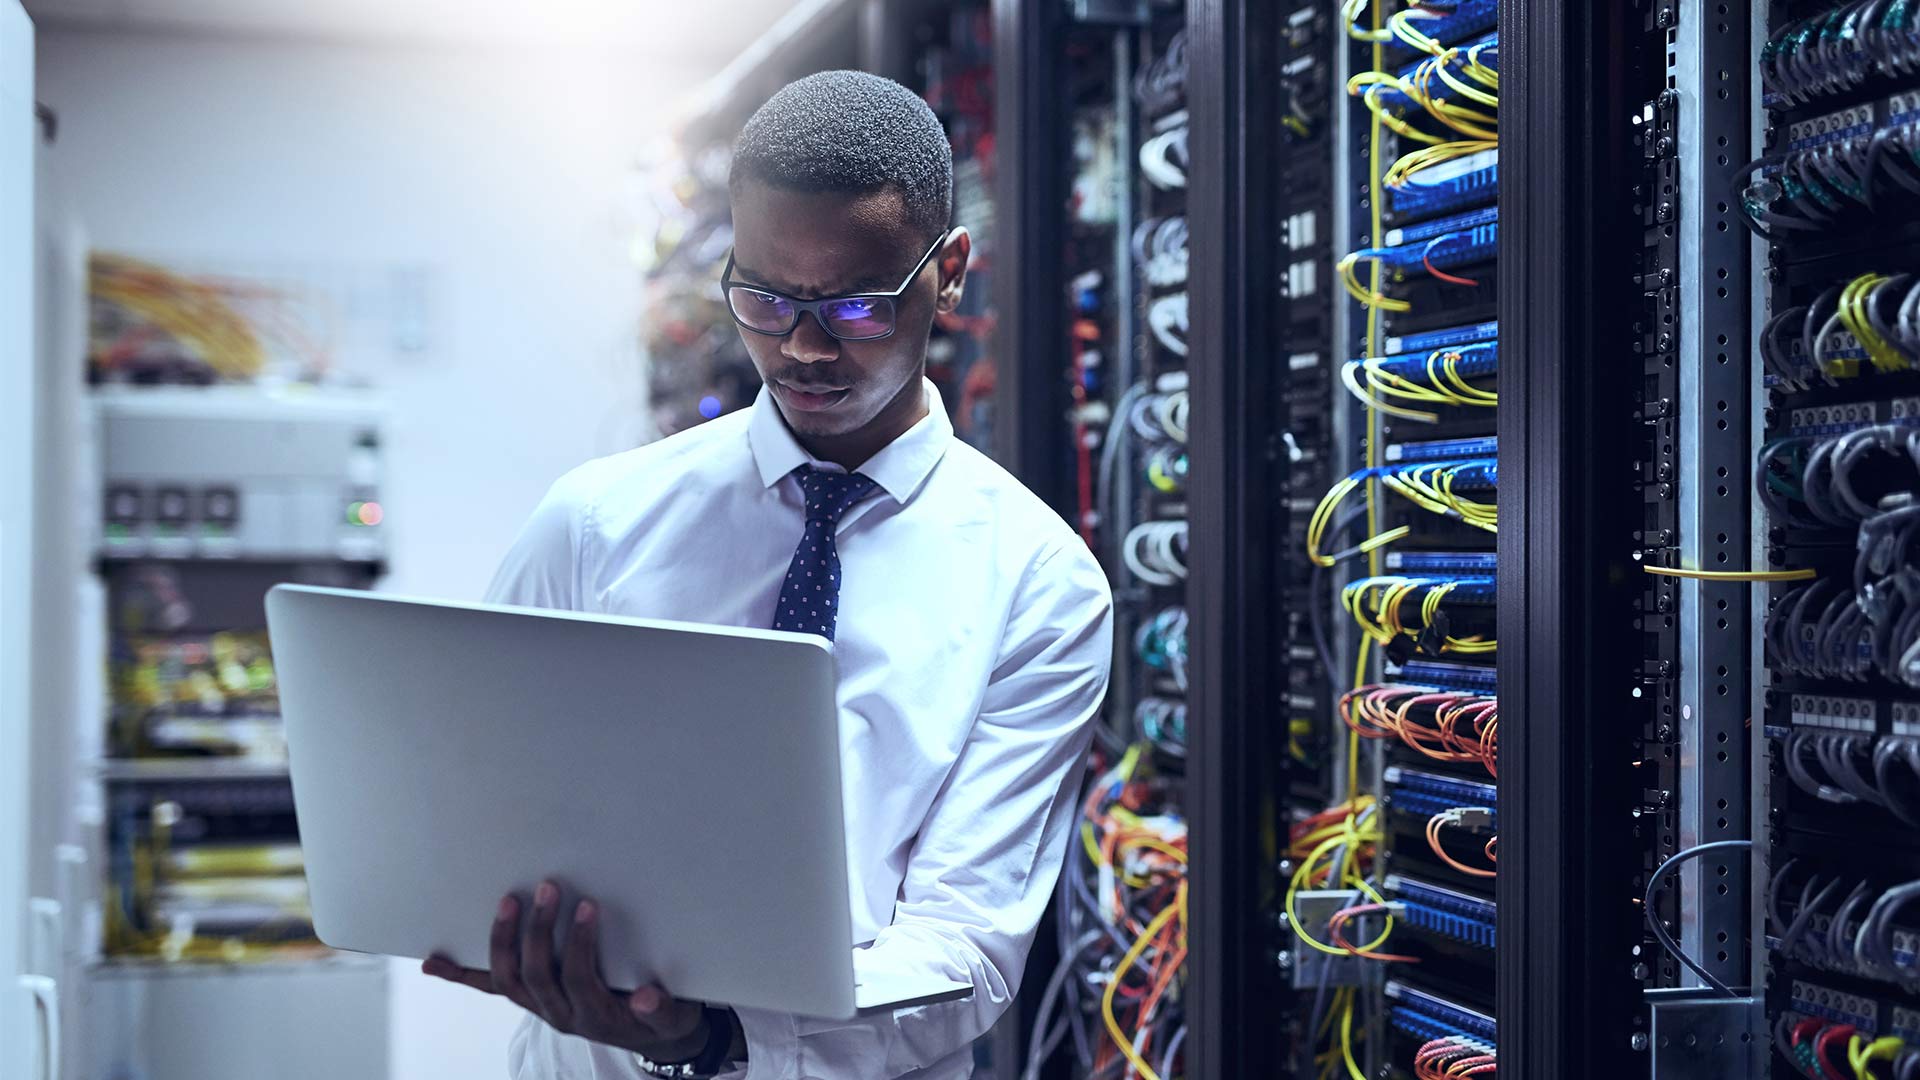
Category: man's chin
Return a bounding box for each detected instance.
[776,398,867,436]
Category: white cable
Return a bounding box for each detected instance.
[1124,521,1188,586]
[1132,215,1189,288]
[1139,126,1189,190]
[1148,293,1189,357]
[1152,390,1188,443]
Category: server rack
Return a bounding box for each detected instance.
[1743,2,1920,1079]
[649,0,1859,1075]
[992,2,1767,1078]
[992,6,1194,1077]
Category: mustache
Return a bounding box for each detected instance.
[771,373,851,392]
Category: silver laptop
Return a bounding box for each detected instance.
[265,585,971,1020]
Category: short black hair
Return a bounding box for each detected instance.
[730,70,953,244]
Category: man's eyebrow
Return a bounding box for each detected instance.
[731,262,897,298]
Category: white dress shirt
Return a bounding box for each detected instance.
[484,381,1114,1080]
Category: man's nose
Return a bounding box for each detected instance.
[781,311,840,364]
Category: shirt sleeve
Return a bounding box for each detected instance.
[732,539,1115,1079]
[483,471,591,609]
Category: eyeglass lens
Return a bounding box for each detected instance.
[726,287,897,341]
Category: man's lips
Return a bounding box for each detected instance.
[774,382,852,412]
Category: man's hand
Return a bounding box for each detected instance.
[422,880,709,1061]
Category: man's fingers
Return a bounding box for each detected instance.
[422,955,499,996]
[489,893,532,1008]
[560,900,621,1028]
[628,984,704,1041]
[520,881,573,1028]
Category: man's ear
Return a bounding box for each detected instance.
[934,227,972,314]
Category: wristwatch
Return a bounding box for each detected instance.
[631,1005,738,1079]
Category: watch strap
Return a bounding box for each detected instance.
[631,1006,736,1079]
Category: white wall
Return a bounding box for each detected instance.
[36,27,707,1079]
[2,3,37,1078]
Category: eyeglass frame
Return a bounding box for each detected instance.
[719,230,950,343]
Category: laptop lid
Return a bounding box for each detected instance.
[267,585,863,1019]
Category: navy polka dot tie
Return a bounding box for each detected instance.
[772,465,879,640]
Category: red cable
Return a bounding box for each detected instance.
[1424,247,1481,287]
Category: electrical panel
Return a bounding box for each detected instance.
[1740,2,1920,1078]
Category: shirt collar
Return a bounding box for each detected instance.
[748,378,954,504]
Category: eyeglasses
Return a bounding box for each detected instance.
[721,232,947,342]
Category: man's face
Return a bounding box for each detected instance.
[727,181,961,439]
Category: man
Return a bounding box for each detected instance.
[423,70,1114,1080]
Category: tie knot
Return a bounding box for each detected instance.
[794,465,878,523]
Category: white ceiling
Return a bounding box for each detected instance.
[22,0,798,56]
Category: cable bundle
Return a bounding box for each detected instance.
[1284,797,1400,1076]
[1307,461,1500,567]
[1134,697,1187,758]
[1758,424,1920,685]
[1759,429,1920,533]
[1133,29,1189,115]
[1132,216,1189,289]
[1762,2,1920,106]
[89,254,273,383]
[1135,607,1189,692]
[1144,445,1188,495]
[1778,730,1920,826]
[1424,809,1497,879]
[1414,1035,1496,1079]
[1769,861,1920,993]
[1139,112,1190,191]
[1759,274,1920,388]
[1340,683,1497,775]
[1340,343,1498,422]
[1777,1015,1917,1080]
[1126,389,1189,445]
[1337,1,1500,315]
[1123,521,1189,586]
[1148,292,1189,355]
[1348,40,1499,145]
[1340,576,1495,658]
[1733,114,1920,239]
[1025,745,1187,1080]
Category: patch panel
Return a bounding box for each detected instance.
[1389,659,1499,695]
[1370,33,1500,115]
[1784,693,1881,733]
[1385,873,1497,949]
[1894,1005,1920,1043]
[1782,102,1876,154]
[1785,399,1884,436]
[1359,572,1489,607]
[1384,435,1498,463]
[1355,339,1499,382]
[1384,980,1498,1044]
[1368,212,1498,276]
[1383,206,1498,248]
[1384,458,1497,491]
[1384,551,1498,574]
[1789,979,1881,1031]
[1384,320,1498,355]
[1381,0,1497,56]
[1389,150,1498,221]
[1781,396,1920,437]
[1383,766,1498,828]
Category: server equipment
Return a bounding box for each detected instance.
[1742,3,1920,1079]
[82,388,390,1080]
